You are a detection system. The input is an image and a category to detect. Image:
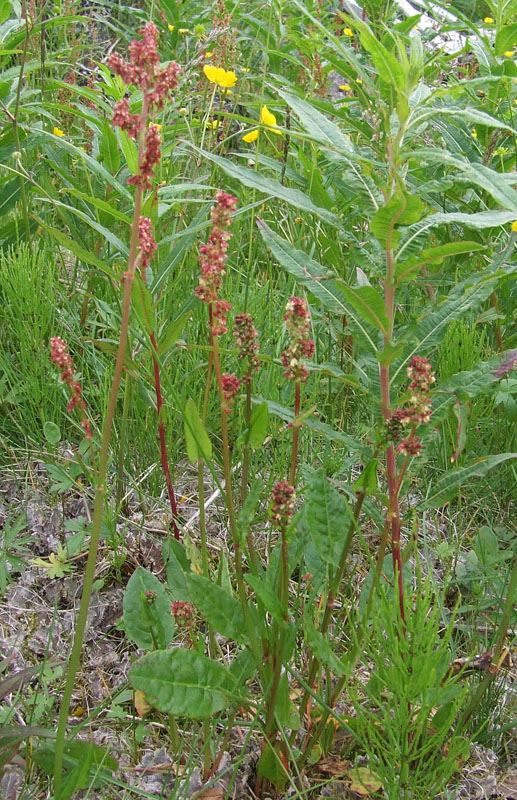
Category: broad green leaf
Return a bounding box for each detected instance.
[305,469,353,566]
[244,573,284,623]
[257,741,289,790]
[31,218,117,278]
[356,22,405,88]
[123,567,175,650]
[184,398,212,463]
[132,275,154,333]
[43,421,61,446]
[99,120,120,174]
[495,24,517,57]
[248,402,268,449]
[187,144,339,226]
[302,614,346,676]
[129,648,232,718]
[256,220,378,352]
[187,573,248,643]
[254,397,369,457]
[118,128,138,175]
[30,740,117,788]
[352,460,378,495]
[163,539,190,601]
[371,192,426,247]
[157,312,191,356]
[335,282,389,336]
[420,454,517,509]
[408,106,517,135]
[405,149,517,212]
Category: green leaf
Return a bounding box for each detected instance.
[123,567,175,650]
[335,282,389,336]
[408,106,517,135]
[132,275,155,333]
[118,128,139,175]
[256,221,378,353]
[244,573,284,623]
[184,398,212,463]
[163,539,190,602]
[31,740,117,788]
[371,191,426,246]
[302,614,347,676]
[99,120,120,174]
[157,312,191,356]
[420,454,517,509]
[356,22,405,88]
[257,741,289,790]
[305,469,353,566]
[43,421,61,446]
[129,648,232,718]
[495,24,517,57]
[248,402,268,449]
[236,480,262,548]
[31,218,117,278]
[187,144,339,226]
[352,459,378,495]
[187,573,248,643]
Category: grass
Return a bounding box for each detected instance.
[0,0,516,797]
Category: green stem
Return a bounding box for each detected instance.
[115,371,132,510]
[53,94,149,792]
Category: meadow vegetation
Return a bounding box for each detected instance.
[0,0,516,797]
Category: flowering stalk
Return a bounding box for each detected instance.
[234,312,260,505]
[53,23,179,790]
[137,216,180,539]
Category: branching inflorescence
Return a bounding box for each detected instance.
[50,337,92,440]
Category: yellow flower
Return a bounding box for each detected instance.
[203,64,237,88]
[260,105,281,134]
[484,16,494,23]
[206,119,220,130]
[356,78,363,84]
[168,24,174,31]
[242,129,259,143]
[154,123,162,130]
[339,84,351,91]
[512,220,517,232]
[294,217,302,223]
[343,28,354,36]
[471,129,477,139]
[205,51,213,58]
[53,127,65,137]
[504,50,514,58]
[241,66,251,72]
[178,28,189,34]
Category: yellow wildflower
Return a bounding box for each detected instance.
[206,120,220,130]
[241,66,251,72]
[294,217,302,223]
[154,123,162,130]
[484,16,494,23]
[168,24,174,31]
[356,78,363,84]
[260,105,281,134]
[205,51,213,58]
[339,84,351,91]
[512,221,517,232]
[53,127,65,137]
[343,28,354,36]
[504,50,514,58]
[203,64,237,88]
[242,129,259,143]
[471,129,477,139]
[178,28,189,34]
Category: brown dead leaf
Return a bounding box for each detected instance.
[197,789,224,799]
[314,757,351,777]
[347,766,383,795]
[134,689,151,716]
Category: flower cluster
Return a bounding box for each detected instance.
[108,22,180,189]
[171,601,195,630]
[270,480,296,531]
[234,313,260,383]
[242,105,281,143]
[196,191,238,336]
[280,296,315,382]
[138,216,158,276]
[50,337,92,439]
[385,356,435,457]
[203,64,237,88]
[221,373,240,414]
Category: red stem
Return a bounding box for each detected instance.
[150,331,180,539]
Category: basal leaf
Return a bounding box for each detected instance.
[305,469,354,566]
[123,567,175,650]
[129,648,232,718]
[187,573,248,643]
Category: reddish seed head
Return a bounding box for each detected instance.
[50,337,92,439]
[281,296,315,382]
[221,372,240,413]
[270,480,296,531]
[397,435,422,457]
[234,313,260,382]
